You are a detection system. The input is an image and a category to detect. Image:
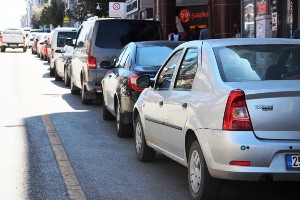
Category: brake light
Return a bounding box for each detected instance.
[87,56,97,69]
[0,35,2,42]
[222,89,253,131]
[128,73,145,92]
[51,49,54,58]
[23,36,25,43]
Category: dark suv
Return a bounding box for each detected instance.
[70,18,164,104]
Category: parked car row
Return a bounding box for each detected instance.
[30,18,300,200]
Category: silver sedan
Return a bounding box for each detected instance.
[133,38,300,200]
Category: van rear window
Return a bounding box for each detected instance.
[95,21,162,49]
[57,32,77,47]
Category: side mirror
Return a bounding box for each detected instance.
[100,61,112,69]
[55,49,62,53]
[136,75,151,88]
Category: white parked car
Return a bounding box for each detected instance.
[133,38,300,200]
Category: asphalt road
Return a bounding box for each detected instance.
[0,48,299,200]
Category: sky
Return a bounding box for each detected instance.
[0,0,27,30]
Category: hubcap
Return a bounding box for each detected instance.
[135,121,142,153]
[189,149,201,193]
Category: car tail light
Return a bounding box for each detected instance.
[23,36,25,43]
[0,35,2,42]
[51,49,54,58]
[87,56,97,69]
[128,73,145,92]
[222,89,253,131]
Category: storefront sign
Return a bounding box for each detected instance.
[177,6,208,40]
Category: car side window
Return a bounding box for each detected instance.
[174,48,198,90]
[76,23,91,48]
[155,49,183,89]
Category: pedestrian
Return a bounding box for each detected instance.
[168,28,181,41]
[292,28,300,39]
[199,24,209,40]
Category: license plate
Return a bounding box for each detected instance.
[9,44,17,47]
[286,155,300,170]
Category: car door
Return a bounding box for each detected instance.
[142,49,183,148]
[103,45,130,113]
[162,47,199,158]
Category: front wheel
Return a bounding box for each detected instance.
[116,101,133,138]
[81,86,93,105]
[188,140,220,200]
[134,115,156,162]
[55,66,62,81]
[64,67,70,87]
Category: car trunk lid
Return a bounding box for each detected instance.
[226,81,300,140]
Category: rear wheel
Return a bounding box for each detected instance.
[134,115,156,161]
[188,140,220,200]
[1,47,5,52]
[116,101,133,138]
[23,47,27,52]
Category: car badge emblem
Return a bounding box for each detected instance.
[255,105,273,111]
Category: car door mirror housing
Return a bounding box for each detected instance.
[136,75,151,88]
[100,61,113,69]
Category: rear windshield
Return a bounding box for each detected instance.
[214,45,300,82]
[137,46,175,66]
[57,32,77,47]
[95,21,162,49]
[3,29,23,35]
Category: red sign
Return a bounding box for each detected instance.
[257,2,267,15]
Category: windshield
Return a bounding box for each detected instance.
[136,46,174,66]
[214,45,300,82]
[95,21,162,49]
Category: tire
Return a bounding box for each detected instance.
[134,115,156,162]
[188,140,220,200]
[116,101,133,138]
[55,66,62,81]
[50,66,55,77]
[81,86,93,105]
[64,67,70,87]
[1,47,5,52]
[23,47,27,52]
[102,98,115,120]
[70,76,80,95]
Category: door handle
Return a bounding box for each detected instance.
[182,103,187,108]
[159,101,163,106]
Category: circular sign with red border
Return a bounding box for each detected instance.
[113,3,120,10]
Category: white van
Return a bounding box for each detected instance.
[49,27,77,76]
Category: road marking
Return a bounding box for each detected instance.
[21,52,86,200]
